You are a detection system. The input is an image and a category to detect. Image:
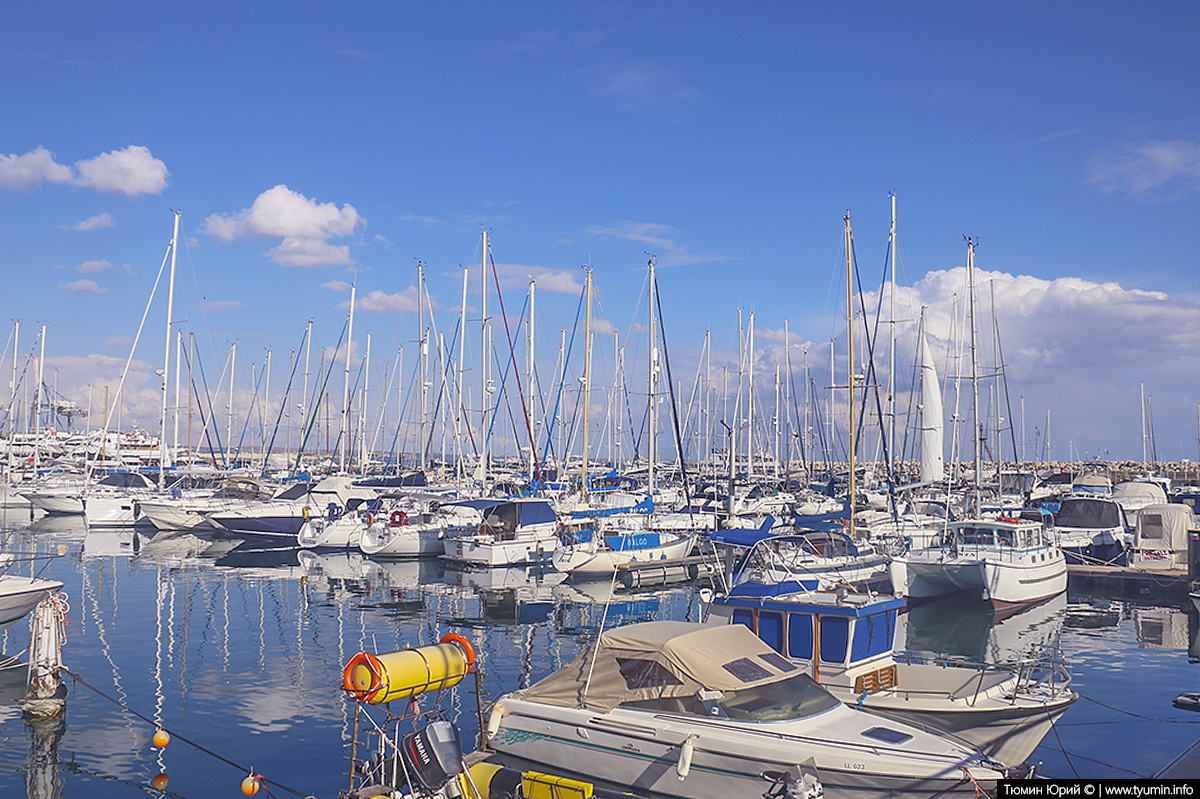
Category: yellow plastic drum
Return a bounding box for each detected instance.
[343,633,476,704]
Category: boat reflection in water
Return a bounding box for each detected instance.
[901,591,1068,665]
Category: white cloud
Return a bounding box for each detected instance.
[268,237,352,267]
[203,185,364,267]
[1088,140,1200,198]
[0,145,167,196]
[0,146,73,190]
[73,145,169,196]
[400,214,453,229]
[61,212,115,231]
[61,279,106,295]
[492,263,584,295]
[203,300,243,311]
[321,280,351,293]
[76,260,112,273]
[585,220,736,268]
[584,62,701,114]
[340,287,420,315]
[105,336,132,349]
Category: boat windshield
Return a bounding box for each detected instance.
[622,673,839,721]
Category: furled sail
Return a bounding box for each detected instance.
[919,326,944,484]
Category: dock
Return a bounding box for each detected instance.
[1065,563,1193,602]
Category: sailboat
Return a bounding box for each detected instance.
[889,240,1067,609]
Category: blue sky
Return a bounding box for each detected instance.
[2,1,1199,465]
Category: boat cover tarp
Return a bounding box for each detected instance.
[1134,503,1194,553]
[1053,497,1123,529]
[1113,481,1167,507]
[512,621,797,712]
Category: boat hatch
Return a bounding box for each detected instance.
[861,726,912,744]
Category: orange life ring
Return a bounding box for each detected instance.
[364,513,374,526]
[440,632,476,674]
[389,510,408,527]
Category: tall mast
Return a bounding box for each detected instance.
[648,258,658,494]
[480,231,490,490]
[747,311,755,475]
[341,284,355,473]
[527,278,537,477]
[844,214,856,539]
[967,237,981,516]
[887,193,897,476]
[361,333,371,470]
[582,266,593,498]
[159,211,180,484]
[418,261,428,471]
[457,268,468,480]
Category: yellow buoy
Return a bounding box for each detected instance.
[241,774,261,795]
[152,728,170,748]
[343,633,476,704]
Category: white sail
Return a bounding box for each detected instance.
[919,326,945,483]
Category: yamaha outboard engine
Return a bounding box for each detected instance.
[401,720,463,796]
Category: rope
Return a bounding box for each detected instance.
[1077,691,1200,722]
[60,668,311,798]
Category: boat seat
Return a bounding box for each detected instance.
[853,664,898,694]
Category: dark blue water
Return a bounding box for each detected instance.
[0,511,1196,798]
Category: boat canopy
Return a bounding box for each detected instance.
[1134,503,1194,552]
[512,621,801,712]
[1054,496,1123,529]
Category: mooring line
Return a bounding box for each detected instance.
[60,667,312,798]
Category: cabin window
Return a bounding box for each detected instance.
[819,616,849,665]
[850,612,895,661]
[1141,514,1164,540]
[758,611,785,654]
[716,673,840,721]
[615,658,683,690]
[732,608,755,632]
[960,526,994,545]
[994,528,1014,547]
[787,613,814,660]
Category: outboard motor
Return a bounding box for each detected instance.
[401,720,463,795]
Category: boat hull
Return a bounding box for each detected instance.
[489,699,1002,799]
[0,576,64,632]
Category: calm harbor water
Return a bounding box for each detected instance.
[0,510,1198,797]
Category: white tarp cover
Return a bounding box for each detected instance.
[512,621,797,712]
[1113,481,1168,511]
[1133,503,1194,568]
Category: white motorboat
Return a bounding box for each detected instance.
[551,526,695,575]
[356,506,447,557]
[707,587,1077,767]
[442,498,558,567]
[1050,495,1130,565]
[0,574,64,632]
[486,620,1009,799]
[890,517,1067,610]
[718,527,890,593]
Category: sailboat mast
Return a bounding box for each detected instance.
[967,238,981,515]
[481,231,490,490]
[458,268,468,480]
[341,284,355,474]
[887,193,897,477]
[582,266,593,498]
[527,278,536,477]
[844,214,856,539]
[648,258,657,494]
[418,261,428,471]
[159,211,180,484]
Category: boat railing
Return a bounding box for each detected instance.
[894,644,1073,703]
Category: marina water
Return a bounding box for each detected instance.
[1,511,1197,797]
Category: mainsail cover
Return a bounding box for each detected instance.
[919,328,944,484]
